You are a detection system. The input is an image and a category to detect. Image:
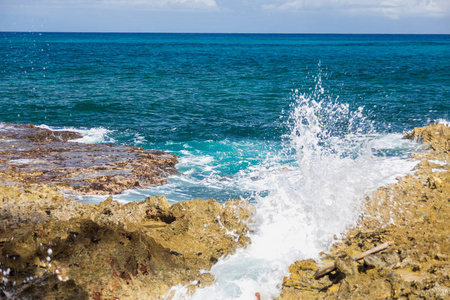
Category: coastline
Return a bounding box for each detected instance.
[0,123,448,299]
[278,123,450,299]
[0,123,252,299]
[0,123,178,195]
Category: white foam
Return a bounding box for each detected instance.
[132,133,146,145]
[8,159,46,165]
[432,168,448,172]
[173,73,420,300]
[70,194,131,205]
[37,124,115,144]
[0,124,15,131]
[429,160,449,166]
[74,137,280,205]
[436,119,450,126]
[179,153,215,168]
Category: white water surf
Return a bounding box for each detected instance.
[165,74,420,299]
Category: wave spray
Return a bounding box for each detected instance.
[168,73,418,300]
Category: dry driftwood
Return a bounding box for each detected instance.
[314,241,393,279]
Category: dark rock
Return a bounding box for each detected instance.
[10,274,89,300]
[0,122,178,195]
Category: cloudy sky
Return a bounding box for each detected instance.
[1,0,449,33]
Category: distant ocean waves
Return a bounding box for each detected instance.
[1,33,449,139]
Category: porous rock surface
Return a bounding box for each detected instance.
[0,123,253,299]
[0,186,252,299]
[279,123,450,300]
[0,123,178,195]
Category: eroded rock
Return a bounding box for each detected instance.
[0,187,253,299]
[0,123,178,195]
[0,123,254,299]
[278,123,450,300]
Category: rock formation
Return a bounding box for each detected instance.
[0,186,252,299]
[2,122,449,299]
[278,123,450,300]
[0,123,178,195]
[0,123,253,299]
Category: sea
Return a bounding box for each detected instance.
[1,32,449,299]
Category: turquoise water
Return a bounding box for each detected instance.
[1,33,450,299]
[1,33,449,203]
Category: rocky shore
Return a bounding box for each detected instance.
[0,123,448,299]
[0,187,252,299]
[0,124,252,299]
[0,123,178,195]
[278,123,450,300]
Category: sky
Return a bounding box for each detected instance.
[0,0,449,34]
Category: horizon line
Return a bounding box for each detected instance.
[1,30,449,35]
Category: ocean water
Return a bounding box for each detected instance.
[1,33,449,299]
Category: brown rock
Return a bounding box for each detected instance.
[0,123,178,195]
[8,274,89,300]
[335,256,358,277]
[0,184,253,299]
[282,260,333,292]
[278,123,450,300]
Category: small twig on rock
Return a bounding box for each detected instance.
[314,241,393,279]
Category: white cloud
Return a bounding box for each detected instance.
[15,0,218,11]
[262,0,450,18]
[124,0,218,10]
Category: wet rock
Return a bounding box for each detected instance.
[0,122,178,195]
[404,123,450,151]
[404,123,450,161]
[0,122,255,298]
[278,124,450,300]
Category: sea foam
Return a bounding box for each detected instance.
[36,124,115,144]
[167,74,420,299]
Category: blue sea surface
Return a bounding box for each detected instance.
[0,33,449,203]
[2,32,450,299]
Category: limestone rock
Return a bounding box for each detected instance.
[334,256,358,277]
[0,122,178,195]
[404,123,450,161]
[278,124,450,300]
[282,260,333,291]
[7,274,89,300]
[0,185,253,299]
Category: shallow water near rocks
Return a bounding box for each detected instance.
[165,74,423,300]
[1,33,449,299]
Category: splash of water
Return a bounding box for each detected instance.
[37,124,115,144]
[167,72,419,299]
